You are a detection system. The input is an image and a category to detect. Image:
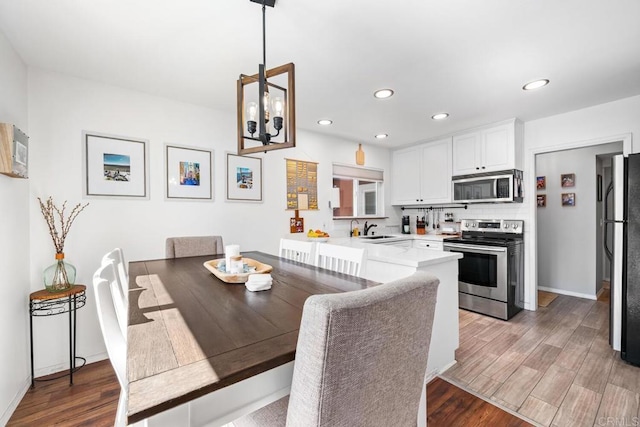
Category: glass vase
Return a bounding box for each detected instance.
[43,253,76,292]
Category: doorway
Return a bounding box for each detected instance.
[533,141,623,304]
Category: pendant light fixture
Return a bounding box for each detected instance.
[237,0,296,155]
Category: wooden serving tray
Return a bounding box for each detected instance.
[203,258,273,284]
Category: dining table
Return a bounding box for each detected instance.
[127,250,398,426]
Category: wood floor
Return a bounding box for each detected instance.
[442,293,640,427]
[8,360,527,426]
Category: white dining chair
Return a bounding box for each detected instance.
[93,262,128,427]
[278,238,315,264]
[233,271,440,427]
[96,258,127,339]
[314,242,366,277]
[166,236,224,258]
[102,248,128,305]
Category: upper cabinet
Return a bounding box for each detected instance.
[391,138,452,206]
[452,119,523,176]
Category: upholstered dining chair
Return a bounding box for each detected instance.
[165,235,224,258]
[279,238,315,264]
[233,271,440,427]
[314,242,366,277]
[93,262,129,427]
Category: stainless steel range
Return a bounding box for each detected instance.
[443,219,524,320]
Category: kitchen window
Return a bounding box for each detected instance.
[332,163,385,219]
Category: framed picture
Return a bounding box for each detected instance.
[536,176,546,190]
[597,174,603,201]
[537,194,546,207]
[165,144,213,200]
[561,173,575,188]
[226,153,262,201]
[82,132,149,198]
[562,192,576,206]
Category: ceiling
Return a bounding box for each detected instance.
[1,0,639,148]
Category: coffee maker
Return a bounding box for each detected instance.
[402,216,411,234]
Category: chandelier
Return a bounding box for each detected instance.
[237,0,296,155]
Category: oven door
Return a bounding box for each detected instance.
[443,242,508,302]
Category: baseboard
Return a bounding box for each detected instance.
[0,377,31,427]
[537,286,596,301]
[33,351,107,378]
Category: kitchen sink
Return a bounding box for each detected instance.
[358,235,396,240]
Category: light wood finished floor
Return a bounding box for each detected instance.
[442,293,640,427]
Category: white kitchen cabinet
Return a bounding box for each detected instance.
[391,138,452,205]
[452,119,523,176]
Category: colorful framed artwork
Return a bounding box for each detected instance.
[561,173,575,188]
[537,194,546,207]
[562,192,576,206]
[82,131,149,198]
[536,176,546,190]
[165,144,213,200]
[226,153,263,202]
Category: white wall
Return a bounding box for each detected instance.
[536,142,621,298]
[0,30,30,424]
[26,68,396,379]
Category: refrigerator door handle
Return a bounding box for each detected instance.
[604,182,614,261]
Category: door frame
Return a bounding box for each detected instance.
[525,133,632,310]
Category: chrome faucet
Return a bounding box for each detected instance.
[364,221,378,236]
[350,219,360,237]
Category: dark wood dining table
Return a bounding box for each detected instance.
[126,251,379,425]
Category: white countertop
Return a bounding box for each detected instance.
[328,235,462,268]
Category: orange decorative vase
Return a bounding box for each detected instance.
[43,253,76,292]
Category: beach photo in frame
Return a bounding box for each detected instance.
[165,144,213,200]
[82,132,149,198]
[226,153,262,201]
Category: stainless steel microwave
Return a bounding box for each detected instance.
[452,169,523,203]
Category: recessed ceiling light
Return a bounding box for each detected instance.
[373,89,394,99]
[317,119,333,125]
[522,79,550,91]
[375,134,388,139]
[431,113,449,120]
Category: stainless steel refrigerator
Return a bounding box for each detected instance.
[605,153,640,365]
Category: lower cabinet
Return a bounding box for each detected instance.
[413,240,444,250]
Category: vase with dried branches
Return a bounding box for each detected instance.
[38,197,89,292]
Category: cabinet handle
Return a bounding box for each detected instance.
[475,167,480,170]
[482,166,486,169]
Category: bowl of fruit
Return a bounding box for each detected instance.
[307,229,330,242]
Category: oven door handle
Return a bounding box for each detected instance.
[443,243,507,253]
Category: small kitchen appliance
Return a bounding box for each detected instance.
[443,219,524,320]
[401,216,411,234]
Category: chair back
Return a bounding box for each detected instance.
[165,236,224,258]
[286,271,439,426]
[314,243,366,277]
[279,238,315,264]
[102,248,128,305]
[93,262,127,391]
[95,260,127,339]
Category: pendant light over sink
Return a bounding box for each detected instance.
[237,0,296,155]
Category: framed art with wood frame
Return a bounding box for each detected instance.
[82,131,149,199]
[561,173,575,188]
[562,192,576,206]
[165,144,213,200]
[537,194,546,207]
[226,153,262,201]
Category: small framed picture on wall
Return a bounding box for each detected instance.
[537,194,546,207]
[537,176,546,190]
[562,192,576,206]
[561,173,575,188]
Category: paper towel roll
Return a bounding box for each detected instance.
[225,244,240,273]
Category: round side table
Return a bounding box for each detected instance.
[29,284,87,387]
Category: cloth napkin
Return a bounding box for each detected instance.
[245,273,273,292]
